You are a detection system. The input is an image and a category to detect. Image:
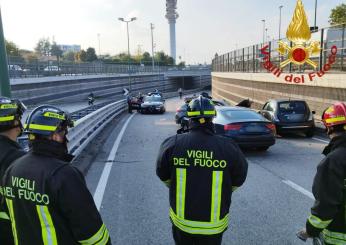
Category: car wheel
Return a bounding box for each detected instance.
[257,146,269,151]
[305,129,315,138]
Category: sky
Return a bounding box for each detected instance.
[0,0,343,64]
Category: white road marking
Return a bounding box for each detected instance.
[282,180,314,200]
[312,137,329,144]
[93,113,136,210]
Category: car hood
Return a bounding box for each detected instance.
[142,102,163,106]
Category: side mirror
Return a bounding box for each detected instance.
[312,111,316,115]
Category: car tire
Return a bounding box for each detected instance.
[305,129,315,138]
[257,146,269,151]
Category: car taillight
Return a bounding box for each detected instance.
[224,124,242,131]
[266,123,276,133]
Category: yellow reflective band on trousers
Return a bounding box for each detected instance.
[176,168,187,219]
[323,230,346,245]
[0,115,15,122]
[0,211,10,220]
[308,214,333,229]
[6,198,18,245]
[79,223,110,245]
[172,170,228,235]
[36,205,57,245]
[211,171,223,223]
[170,209,229,235]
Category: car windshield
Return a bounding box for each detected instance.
[144,96,163,102]
[278,101,307,114]
[221,110,264,120]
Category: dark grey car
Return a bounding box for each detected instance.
[259,99,315,137]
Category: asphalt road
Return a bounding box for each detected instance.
[85,96,328,245]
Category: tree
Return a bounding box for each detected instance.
[63,51,75,62]
[177,61,186,67]
[86,47,97,62]
[142,52,152,63]
[5,40,20,56]
[35,38,51,56]
[329,4,346,25]
[75,50,87,62]
[50,42,63,61]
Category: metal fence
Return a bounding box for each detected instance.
[212,24,346,73]
[7,55,211,79]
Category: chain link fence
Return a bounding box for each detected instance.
[7,56,210,79]
[212,24,346,73]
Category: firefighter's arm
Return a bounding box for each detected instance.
[306,156,344,237]
[229,143,248,191]
[52,166,111,245]
[156,136,175,187]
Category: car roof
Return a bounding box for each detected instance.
[268,99,307,103]
[215,106,255,112]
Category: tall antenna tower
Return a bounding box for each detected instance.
[165,0,178,63]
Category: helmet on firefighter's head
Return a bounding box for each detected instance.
[187,96,216,124]
[322,102,346,128]
[24,105,74,138]
[0,96,27,132]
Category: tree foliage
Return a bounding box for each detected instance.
[75,50,87,62]
[5,40,20,56]
[329,3,346,25]
[86,47,98,62]
[51,42,63,60]
[35,38,51,56]
[63,51,76,62]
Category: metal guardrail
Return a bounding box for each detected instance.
[68,99,126,156]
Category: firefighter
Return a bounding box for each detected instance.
[298,102,346,244]
[1,105,111,245]
[156,96,248,245]
[0,97,27,245]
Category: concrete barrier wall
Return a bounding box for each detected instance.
[12,74,211,105]
[212,72,346,117]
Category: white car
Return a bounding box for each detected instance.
[8,65,23,71]
[44,66,61,71]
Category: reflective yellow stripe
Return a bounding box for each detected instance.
[187,111,201,116]
[0,211,10,220]
[323,230,346,244]
[36,205,57,245]
[79,224,110,245]
[308,214,333,229]
[203,110,216,115]
[326,117,346,124]
[43,112,65,120]
[170,209,229,235]
[0,104,17,109]
[6,199,18,245]
[28,124,57,131]
[176,168,186,219]
[211,171,223,222]
[0,116,15,122]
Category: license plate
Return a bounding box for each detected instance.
[245,126,262,132]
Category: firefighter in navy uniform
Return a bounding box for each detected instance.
[156,96,248,245]
[298,102,346,245]
[1,105,111,245]
[0,97,27,245]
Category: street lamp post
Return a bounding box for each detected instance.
[0,7,11,97]
[97,33,101,57]
[314,0,318,30]
[265,28,268,43]
[261,19,266,45]
[279,5,283,40]
[118,17,137,92]
[150,23,155,73]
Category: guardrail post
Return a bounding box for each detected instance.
[0,7,11,97]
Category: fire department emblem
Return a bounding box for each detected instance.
[278,0,320,69]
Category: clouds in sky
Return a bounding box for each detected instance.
[0,0,343,64]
